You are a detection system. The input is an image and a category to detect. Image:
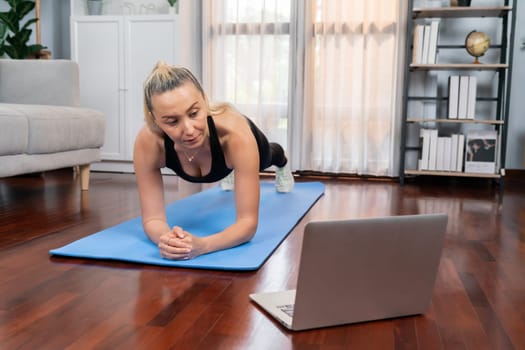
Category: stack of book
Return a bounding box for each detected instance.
[418,129,465,172]
[418,129,498,174]
[448,75,477,119]
[412,20,440,64]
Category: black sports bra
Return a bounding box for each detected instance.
[163,116,232,183]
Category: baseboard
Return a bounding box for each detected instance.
[89,161,525,187]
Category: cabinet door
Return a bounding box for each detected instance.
[71,17,126,160]
[124,17,181,160]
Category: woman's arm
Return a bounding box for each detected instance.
[133,126,171,244]
[199,127,261,251]
[158,114,262,259]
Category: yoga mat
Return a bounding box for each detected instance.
[50,182,324,271]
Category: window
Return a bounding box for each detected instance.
[203,1,405,175]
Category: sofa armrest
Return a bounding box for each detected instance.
[0,59,80,107]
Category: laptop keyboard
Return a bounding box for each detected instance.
[277,304,294,317]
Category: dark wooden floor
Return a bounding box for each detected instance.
[1,169,524,350]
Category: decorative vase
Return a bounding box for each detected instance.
[87,0,103,15]
[168,3,179,15]
[450,0,471,6]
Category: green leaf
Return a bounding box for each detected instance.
[15,1,36,19]
[17,28,32,44]
[27,43,46,54]
[5,34,16,46]
[0,21,7,41]
[21,17,38,31]
[0,12,20,32]
[4,45,20,59]
[0,0,45,59]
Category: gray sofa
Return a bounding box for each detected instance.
[0,59,105,190]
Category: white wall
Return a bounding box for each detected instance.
[40,0,70,59]
[506,1,525,169]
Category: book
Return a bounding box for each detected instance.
[427,20,440,64]
[428,129,438,171]
[456,134,465,172]
[457,75,470,119]
[412,24,425,64]
[436,137,446,171]
[464,131,497,174]
[418,129,431,170]
[448,75,459,119]
[443,136,452,171]
[421,24,431,65]
[450,134,459,172]
[466,76,477,119]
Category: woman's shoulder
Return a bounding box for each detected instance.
[212,111,257,159]
[134,125,165,167]
[136,125,164,145]
[211,107,249,133]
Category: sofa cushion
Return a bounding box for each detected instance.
[0,104,29,156]
[1,103,105,155]
[0,60,80,106]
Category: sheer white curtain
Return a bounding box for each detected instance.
[298,0,405,175]
[202,0,291,150]
[203,0,406,176]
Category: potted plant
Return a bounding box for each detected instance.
[0,22,7,57]
[167,0,178,14]
[0,0,47,59]
[87,0,103,16]
[450,0,471,6]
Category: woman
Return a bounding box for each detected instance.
[133,62,294,260]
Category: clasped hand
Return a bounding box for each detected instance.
[158,226,202,260]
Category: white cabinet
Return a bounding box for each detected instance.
[72,17,124,161]
[124,17,181,161]
[70,2,199,172]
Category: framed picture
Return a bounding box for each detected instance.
[464,131,497,174]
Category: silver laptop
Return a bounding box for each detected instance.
[250,214,448,331]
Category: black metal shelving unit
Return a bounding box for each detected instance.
[399,0,517,184]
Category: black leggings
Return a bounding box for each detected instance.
[246,118,287,170]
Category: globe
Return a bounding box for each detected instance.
[465,31,490,64]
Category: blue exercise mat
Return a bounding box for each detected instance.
[50,182,324,271]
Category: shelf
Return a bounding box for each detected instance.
[407,96,498,102]
[400,0,515,185]
[413,6,512,19]
[70,0,174,16]
[406,118,504,125]
[405,169,500,179]
[438,44,504,50]
[410,63,508,71]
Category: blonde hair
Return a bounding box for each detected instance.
[143,61,232,135]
